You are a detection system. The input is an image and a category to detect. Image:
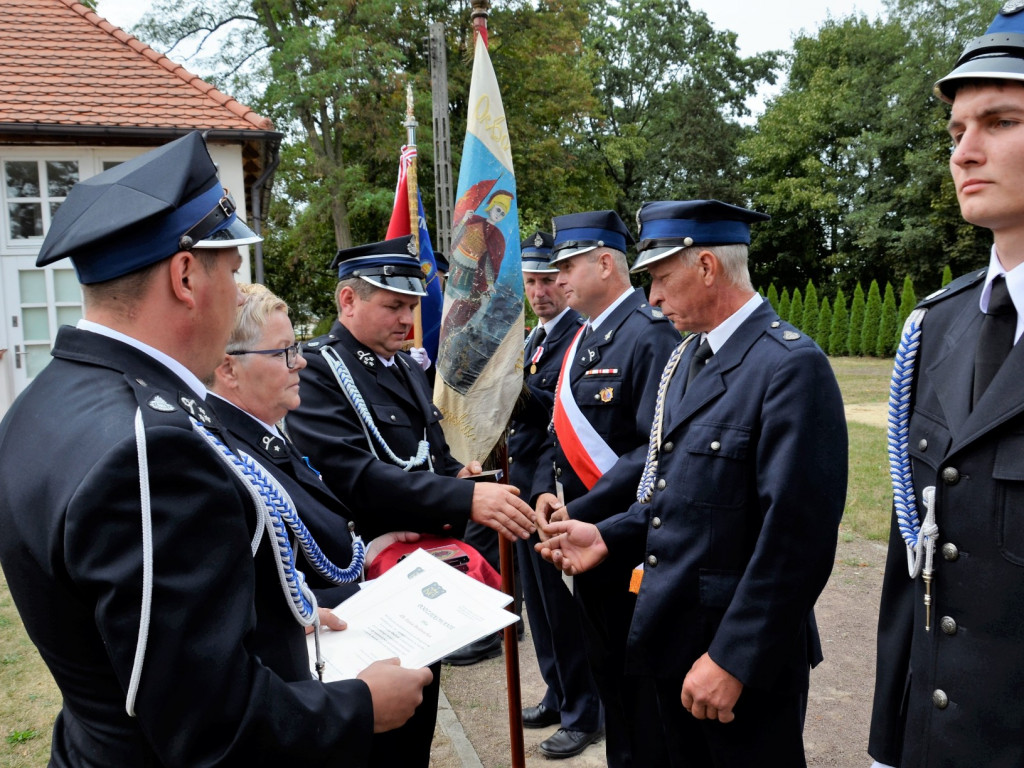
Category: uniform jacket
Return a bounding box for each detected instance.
[508,309,584,491]
[532,287,680,518]
[598,300,847,690]
[287,321,473,541]
[208,396,361,607]
[0,327,373,767]
[870,269,1024,768]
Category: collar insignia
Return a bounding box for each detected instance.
[357,350,376,368]
[179,395,212,424]
[261,434,286,456]
[147,394,176,413]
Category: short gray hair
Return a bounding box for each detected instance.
[226,283,289,353]
[678,244,752,291]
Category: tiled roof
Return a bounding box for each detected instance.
[0,0,273,133]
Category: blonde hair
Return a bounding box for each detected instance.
[226,283,289,353]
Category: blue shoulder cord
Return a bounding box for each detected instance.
[887,308,938,628]
[125,412,366,716]
[321,345,431,471]
[636,335,695,504]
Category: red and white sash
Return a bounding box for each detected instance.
[552,325,619,489]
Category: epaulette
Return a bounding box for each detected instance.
[302,332,336,351]
[124,374,216,430]
[916,268,986,310]
[764,318,814,348]
[635,301,670,322]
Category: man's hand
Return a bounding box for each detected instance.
[680,653,743,723]
[469,482,536,541]
[535,519,607,575]
[357,658,434,733]
[306,608,347,635]
[533,492,569,541]
[365,530,422,567]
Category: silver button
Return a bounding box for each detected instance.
[940,616,957,636]
[652,517,662,529]
[710,441,721,451]
[656,479,667,490]
[431,455,437,463]
[555,468,562,478]
[942,543,959,562]
[509,428,516,436]
[941,467,960,485]
[932,689,949,709]
[771,321,780,328]
[918,438,928,451]
[594,394,601,400]
[390,414,396,422]
[508,456,514,464]
[646,555,658,567]
[662,441,674,453]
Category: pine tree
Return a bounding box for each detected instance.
[848,283,866,356]
[803,280,820,338]
[941,265,953,287]
[861,280,883,357]
[877,282,898,357]
[817,297,832,351]
[896,276,917,347]
[766,283,779,313]
[829,288,849,357]
[778,288,791,324]
[789,288,804,331]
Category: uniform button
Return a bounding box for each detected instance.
[646,555,658,567]
[541,377,549,384]
[390,414,397,422]
[932,689,949,709]
[941,467,960,485]
[594,394,601,401]
[662,441,674,453]
[509,428,515,436]
[442,523,452,531]
[710,440,721,451]
[918,438,928,451]
[940,616,957,636]
[508,456,514,464]
[555,468,562,478]
[942,542,959,561]
[652,517,662,529]
[771,321,781,328]
[656,479,667,490]
[431,455,437,463]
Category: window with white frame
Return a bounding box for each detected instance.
[4,159,79,242]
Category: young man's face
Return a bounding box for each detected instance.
[949,82,1024,238]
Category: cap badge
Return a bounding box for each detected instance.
[147,394,176,413]
[407,239,418,256]
[1001,0,1024,15]
[534,233,544,248]
[551,219,557,238]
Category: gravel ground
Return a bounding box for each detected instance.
[431,532,887,768]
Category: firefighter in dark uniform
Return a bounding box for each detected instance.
[539,199,847,767]
[510,232,603,754]
[0,133,431,767]
[870,6,1024,766]
[532,210,680,764]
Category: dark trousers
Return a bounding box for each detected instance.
[516,533,603,732]
[367,660,442,768]
[576,568,665,768]
[652,676,808,767]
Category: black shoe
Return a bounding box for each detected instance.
[522,703,560,729]
[441,633,501,666]
[538,728,602,759]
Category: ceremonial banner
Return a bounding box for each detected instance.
[434,33,524,463]
[386,145,443,362]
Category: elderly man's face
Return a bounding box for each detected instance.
[524,272,568,322]
[343,286,419,358]
[646,253,714,333]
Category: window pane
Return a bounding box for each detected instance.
[103,160,124,171]
[25,344,52,379]
[56,306,82,327]
[18,270,46,303]
[22,307,50,340]
[5,160,39,197]
[46,161,79,197]
[8,202,42,239]
[53,269,81,303]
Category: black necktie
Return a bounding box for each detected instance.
[685,339,713,390]
[526,325,547,358]
[581,323,593,341]
[973,276,1017,408]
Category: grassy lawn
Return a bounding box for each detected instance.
[0,355,896,764]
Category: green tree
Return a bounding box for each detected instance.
[861,280,883,357]
[789,288,804,332]
[848,282,866,356]
[896,275,917,346]
[829,287,849,356]
[766,283,779,313]
[816,296,832,351]
[877,281,898,357]
[778,287,791,324]
[803,280,820,339]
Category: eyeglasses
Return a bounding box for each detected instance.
[229,343,303,369]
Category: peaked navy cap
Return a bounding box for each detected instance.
[331,235,427,296]
[935,2,1024,102]
[36,131,260,285]
[521,230,557,273]
[631,199,770,273]
[549,210,633,265]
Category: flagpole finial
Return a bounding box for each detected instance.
[471,0,489,41]
[404,82,418,146]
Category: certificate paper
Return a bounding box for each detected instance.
[308,548,519,681]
